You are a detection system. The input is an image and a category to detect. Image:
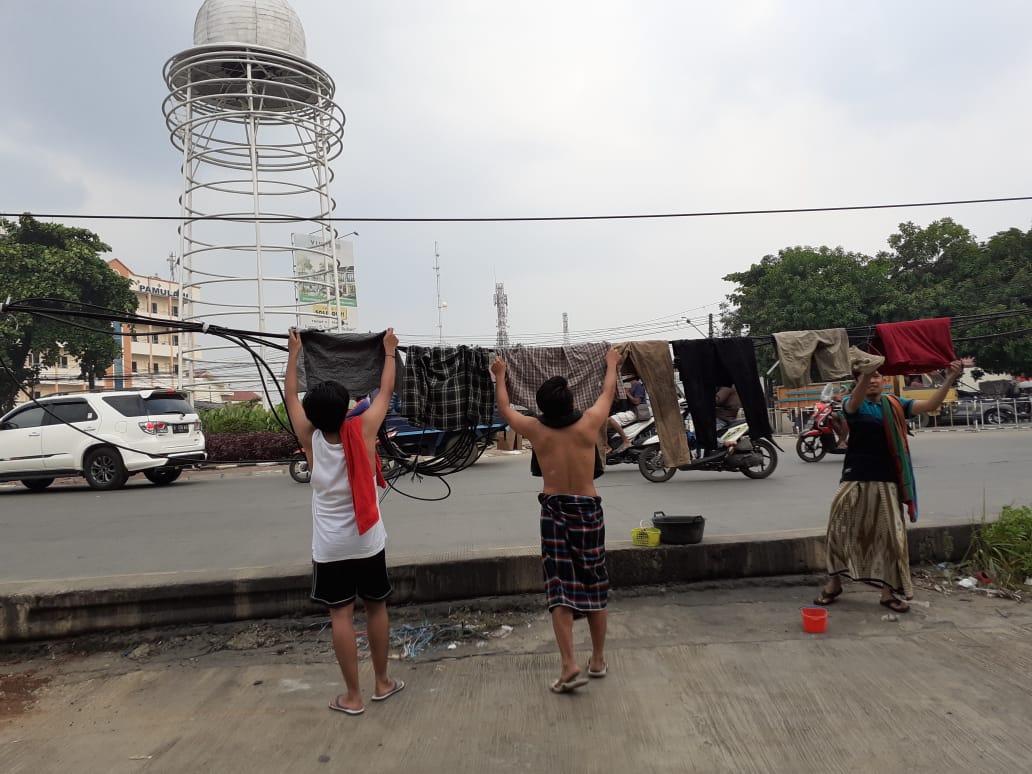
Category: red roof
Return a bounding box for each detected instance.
[228,391,261,402]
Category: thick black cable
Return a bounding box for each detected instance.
[4,195,1032,223]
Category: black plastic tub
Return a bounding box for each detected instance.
[651,511,705,545]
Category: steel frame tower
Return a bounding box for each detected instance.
[494,283,510,348]
[161,0,345,391]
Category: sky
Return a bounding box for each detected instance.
[2,0,1032,385]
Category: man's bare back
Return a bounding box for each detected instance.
[491,348,620,497]
[522,420,601,497]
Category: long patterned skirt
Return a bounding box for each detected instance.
[539,493,609,612]
[826,480,913,599]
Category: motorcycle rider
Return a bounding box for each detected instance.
[825,382,850,453]
[607,374,648,452]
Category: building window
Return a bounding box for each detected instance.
[131,361,138,373]
[172,335,179,345]
[173,364,180,375]
[152,333,162,343]
[131,334,138,342]
[60,356,69,368]
[151,302,158,314]
[153,363,160,374]
[172,305,179,317]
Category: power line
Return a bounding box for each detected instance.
[3,195,1031,224]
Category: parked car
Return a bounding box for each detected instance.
[925,396,1028,427]
[0,389,207,491]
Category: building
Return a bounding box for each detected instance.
[105,259,191,390]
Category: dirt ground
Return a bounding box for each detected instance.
[2,575,1031,773]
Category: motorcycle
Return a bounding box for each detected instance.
[638,417,778,482]
[604,413,659,467]
[288,448,310,483]
[795,398,845,462]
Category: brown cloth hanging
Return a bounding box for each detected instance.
[615,341,691,467]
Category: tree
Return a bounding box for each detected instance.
[0,215,138,412]
[721,246,894,336]
[719,220,1032,381]
[882,220,1032,373]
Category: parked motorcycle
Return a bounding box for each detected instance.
[795,397,845,462]
[604,413,658,467]
[638,419,778,482]
[288,448,310,484]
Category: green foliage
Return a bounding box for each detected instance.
[966,505,1032,591]
[199,402,293,434]
[0,214,138,412]
[721,218,1032,376]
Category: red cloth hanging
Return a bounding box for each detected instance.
[870,318,957,375]
[339,415,386,535]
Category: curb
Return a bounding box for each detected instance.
[0,524,973,643]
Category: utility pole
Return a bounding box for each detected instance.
[562,312,569,345]
[708,313,714,338]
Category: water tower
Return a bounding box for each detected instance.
[162,0,347,388]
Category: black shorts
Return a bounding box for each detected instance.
[310,550,392,607]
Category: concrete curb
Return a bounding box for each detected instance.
[0,523,974,643]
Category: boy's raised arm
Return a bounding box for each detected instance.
[285,328,315,452]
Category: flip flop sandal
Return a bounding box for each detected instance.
[371,679,406,702]
[587,663,607,678]
[328,696,364,715]
[813,588,843,606]
[879,597,911,613]
[550,675,589,693]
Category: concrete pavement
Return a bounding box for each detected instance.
[2,583,1031,773]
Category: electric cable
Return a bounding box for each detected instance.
[4,194,1031,223]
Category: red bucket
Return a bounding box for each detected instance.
[801,606,828,634]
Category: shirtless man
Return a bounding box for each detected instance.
[490,348,620,694]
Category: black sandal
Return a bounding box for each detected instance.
[879,597,910,613]
[813,587,843,606]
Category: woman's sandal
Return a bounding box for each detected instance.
[813,587,843,606]
[879,597,910,613]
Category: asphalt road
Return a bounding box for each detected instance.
[2,429,1030,584]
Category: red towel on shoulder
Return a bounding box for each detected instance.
[339,415,386,535]
[871,318,956,375]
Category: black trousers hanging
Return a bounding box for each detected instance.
[671,338,772,453]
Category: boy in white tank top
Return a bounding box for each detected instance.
[285,327,404,716]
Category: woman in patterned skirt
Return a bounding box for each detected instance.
[814,360,962,613]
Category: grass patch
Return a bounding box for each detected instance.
[965,505,1032,591]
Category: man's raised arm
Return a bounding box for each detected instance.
[582,348,621,427]
[491,357,536,437]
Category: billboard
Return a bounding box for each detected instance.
[291,233,358,331]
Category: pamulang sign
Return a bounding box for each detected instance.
[291,233,358,331]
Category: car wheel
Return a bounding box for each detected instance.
[288,457,311,484]
[21,478,55,492]
[982,407,1012,425]
[144,467,182,486]
[83,447,129,490]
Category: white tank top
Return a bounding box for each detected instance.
[310,430,386,562]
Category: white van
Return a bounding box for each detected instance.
[0,389,206,491]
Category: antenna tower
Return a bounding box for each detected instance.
[493,282,510,347]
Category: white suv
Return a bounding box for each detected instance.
[0,389,207,491]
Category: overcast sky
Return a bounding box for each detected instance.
[3,1,1032,361]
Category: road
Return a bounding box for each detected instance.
[1,429,1030,585]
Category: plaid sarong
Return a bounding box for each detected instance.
[497,343,624,412]
[539,493,609,612]
[401,345,495,431]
